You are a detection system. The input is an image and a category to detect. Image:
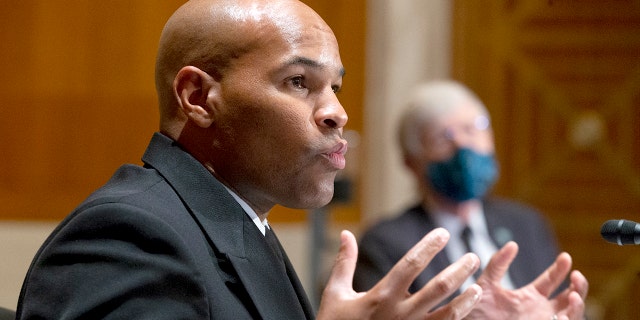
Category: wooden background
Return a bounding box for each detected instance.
[0,0,365,224]
[453,1,640,318]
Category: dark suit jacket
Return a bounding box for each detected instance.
[0,307,15,320]
[353,199,560,297]
[17,133,314,319]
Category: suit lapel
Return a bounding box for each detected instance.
[271,228,315,319]
[412,206,459,301]
[410,206,455,291]
[142,133,312,319]
[226,219,309,320]
[483,202,529,288]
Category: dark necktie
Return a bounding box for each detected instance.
[461,226,483,279]
[265,227,284,263]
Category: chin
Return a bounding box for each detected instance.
[286,186,334,209]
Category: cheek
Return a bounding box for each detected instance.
[253,106,313,143]
[476,137,495,154]
[278,110,313,139]
[480,132,495,152]
[220,86,316,155]
[234,110,315,173]
[425,149,451,163]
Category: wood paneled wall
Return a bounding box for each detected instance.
[453,1,640,319]
[0,1,182,220]
[0,1,365,223]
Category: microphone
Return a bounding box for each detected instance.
[601,219,640,245]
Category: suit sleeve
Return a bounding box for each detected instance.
[517,210,561,273]
[17,202,210,320]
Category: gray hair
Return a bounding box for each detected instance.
[398,80,489,159]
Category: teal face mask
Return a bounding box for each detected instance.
[425,148,498,202]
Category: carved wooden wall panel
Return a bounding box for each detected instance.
[0,1,183,220]
[453,1,640,318]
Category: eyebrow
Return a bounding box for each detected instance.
[285,56,346,77]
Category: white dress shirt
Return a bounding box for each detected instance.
[223,185,269,236]
[431,206,515,290]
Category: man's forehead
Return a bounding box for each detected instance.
[282,55,344,76]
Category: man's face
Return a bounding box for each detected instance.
[209,7,348,212]
[420,103,494,163]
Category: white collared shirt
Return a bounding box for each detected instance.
[222,185,269,236]
[431,206,515,290]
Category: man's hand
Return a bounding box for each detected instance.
[466,242,589,320]
[317,228,482,320]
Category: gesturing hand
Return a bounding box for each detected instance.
[466,242,589,320]
[317,228,482,320]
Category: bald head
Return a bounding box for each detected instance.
[154,0,327,136]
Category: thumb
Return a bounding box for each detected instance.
[324,230,358,293]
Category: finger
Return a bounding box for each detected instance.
[324,230,358,293]
[532,252,572,297]
[478,241,518,285]
[374,228,450,295]
[550,269,588,312]
[561,291,585,320]
[411,253,480,311]
[570,270,589,300]
[428,283,482,320]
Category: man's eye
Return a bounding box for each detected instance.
[332,85,341,93]
[290,76,305,89]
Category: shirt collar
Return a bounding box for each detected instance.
[430,204,484,236]
[222,185,268,235]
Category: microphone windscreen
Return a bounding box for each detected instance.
[601,219,639,245]
[600,220,621,243]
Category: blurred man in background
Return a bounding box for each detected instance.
[354,80,587,318]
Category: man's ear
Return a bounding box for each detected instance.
[405,156,424,178]
[173,66,219,128]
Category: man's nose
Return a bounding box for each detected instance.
[315,91,348,129]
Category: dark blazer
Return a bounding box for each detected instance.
[17,133,314,320]
[0,307,15,320]
[353,199,560,297]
